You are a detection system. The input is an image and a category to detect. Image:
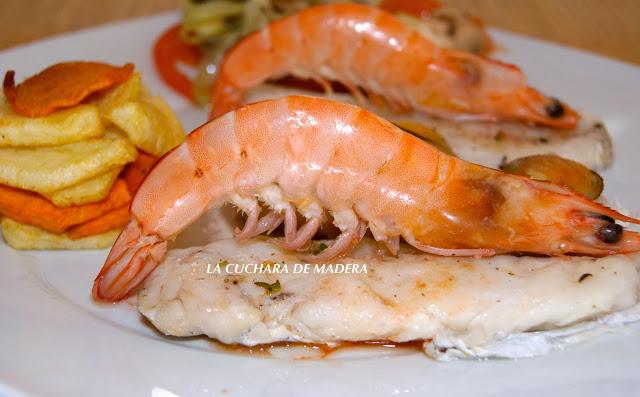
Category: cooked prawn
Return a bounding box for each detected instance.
[93,96,639,302]
[210,3,578,129]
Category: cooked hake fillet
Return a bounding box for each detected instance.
[139,238,640,360]
[1,217,119,250]
[245,85,613,170]
[0,96,103,147]
[0,132,136,194]
[395,114,611,170]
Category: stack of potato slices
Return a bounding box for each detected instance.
[0,62,185,249]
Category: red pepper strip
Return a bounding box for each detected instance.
[153,24,202,102]
[379,0,441,17]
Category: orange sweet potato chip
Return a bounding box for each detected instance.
[3,62,134,117]
[67,205,131,240]
[121,151,159,194]
[0,179,131,233]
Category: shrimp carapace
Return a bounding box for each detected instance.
[94,96,637,302]
[210,3,578,129]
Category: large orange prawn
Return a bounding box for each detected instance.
[210,3,578,129]
[94,96,639,302]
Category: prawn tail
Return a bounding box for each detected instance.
[92,219,167,302]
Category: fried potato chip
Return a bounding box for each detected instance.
[93,73,142,115]
[0,179,130,233]
[104,94,185,156]
[0,95,103,147]
[3,62,134,117]
[1,217,119,250]
[41,166,123,207]
[0,131,137,193]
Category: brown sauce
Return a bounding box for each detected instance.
[210,339,427,359]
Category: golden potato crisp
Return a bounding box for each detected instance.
[0,132,137,193]
[93,73,142,115]
[41,166,123,207]
[1,217,119,250]
[0,96,103,147]
[105,94,185,156]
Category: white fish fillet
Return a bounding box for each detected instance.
[138,238,640,360]
[245,85,613,170]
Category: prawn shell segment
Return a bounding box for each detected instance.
[211,3,578,129]
[93,96,640,303]
[3,62,134,117]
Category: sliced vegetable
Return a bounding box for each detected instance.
[153,24,202,102]
[1,217,120,250]
[501,154,604,199]
[254,279,281,296]
[314,242,328,254]
[3,62,134,117]
[93,72,142,115]
[0,96,103,147]
[104,94,185,156]
[42,167,123,208]
[0,132,137,193]
[181,0,246,44]
[0,179,130,233]
[67,205,130,240]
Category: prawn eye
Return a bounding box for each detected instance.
[545,98,565,118]
[596,223,623,244]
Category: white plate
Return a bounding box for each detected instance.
[1,12,640,397]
